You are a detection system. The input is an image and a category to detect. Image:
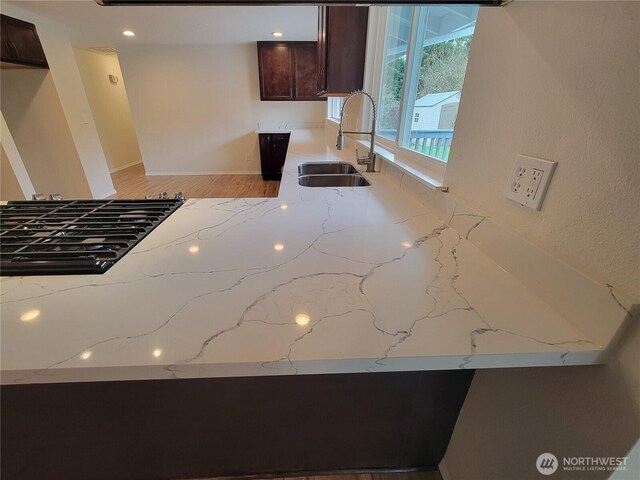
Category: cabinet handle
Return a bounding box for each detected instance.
[290,87,293,98]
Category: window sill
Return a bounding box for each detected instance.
[325,120,448,191]
[357,139,448,192]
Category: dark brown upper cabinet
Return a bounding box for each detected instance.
[257,41,325,102]
[1,14,48,69]
[317,6,368,97]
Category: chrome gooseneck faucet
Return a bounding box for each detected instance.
[336,90,377,173]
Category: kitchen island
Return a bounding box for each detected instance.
[0,132,615,384]
[0,129,632,480]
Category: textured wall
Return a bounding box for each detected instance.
[443,2,640,479]
[445,1,639,298]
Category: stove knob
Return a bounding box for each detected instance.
[175,192,185,202]
[32,193,46,201]
[158,192,168,199]
[145,195,154,199]
[49,193,63,201]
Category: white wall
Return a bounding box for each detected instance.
[117,44,326,175]
[1,145,25,201]
[0,112,34,200]
[441,2,640,479]
[445,1,639,298]
[74,48,142,173]
[1,69,93,199]
[1,3,115,199]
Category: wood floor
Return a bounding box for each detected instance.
[202,472,442,480]
[110,163,280,199]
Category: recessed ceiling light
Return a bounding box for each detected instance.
[122,30,135,37]
[272,32,284,38]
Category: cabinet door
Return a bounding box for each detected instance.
[318,6,368,96]
[0,15,48,68]
[293,43,323,101]
[257,42,293,101]
[316,7,328,94]
[258,134,273,179]
[270,141,289,176]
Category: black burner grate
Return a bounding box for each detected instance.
[0,199,183,276]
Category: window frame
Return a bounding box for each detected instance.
[327,97,343,123]
[366,5,475,174]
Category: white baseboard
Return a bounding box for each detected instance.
[109,160,142,173]
[145,170,261,176]
[439,458,452,480]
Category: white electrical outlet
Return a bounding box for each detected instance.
[504,155,557,210]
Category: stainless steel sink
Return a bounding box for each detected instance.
[297,162,358,175]
[298,174,371,187]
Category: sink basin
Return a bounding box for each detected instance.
[298,174,371,187]
[297,162,358,175]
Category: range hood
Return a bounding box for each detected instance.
[96,1,505,6]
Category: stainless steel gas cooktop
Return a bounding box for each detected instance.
[0,199,182,276]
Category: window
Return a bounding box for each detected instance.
[328,97,344,122]
[375,5,478,163]
[378,6,412,141]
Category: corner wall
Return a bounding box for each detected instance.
[74,48,142,173]
[445,0,639,298]
[117,44,326,174]
[441,2,639,479]
[1,69,92,199]
[1,3,115,199]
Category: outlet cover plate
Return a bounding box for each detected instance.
[504,154,557,210]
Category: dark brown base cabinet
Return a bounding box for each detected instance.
[1,370,475,480]
[259,132,291,180]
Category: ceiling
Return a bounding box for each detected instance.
[7,0,318,47]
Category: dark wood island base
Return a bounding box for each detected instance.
[1,370,475,480]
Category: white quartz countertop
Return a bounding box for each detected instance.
[0,131,607,384]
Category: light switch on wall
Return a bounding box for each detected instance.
[504,154,557,210]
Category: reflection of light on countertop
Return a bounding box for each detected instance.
[274,243,284,251]
[152,348,162,358]
[280,204,288,210]
[188,245,200,253]
[402,241,413,248]
[295,314,310,326]
[20,309,40,322]
[80,351,92,360]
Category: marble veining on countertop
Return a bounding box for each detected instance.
[0,130,624,384]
